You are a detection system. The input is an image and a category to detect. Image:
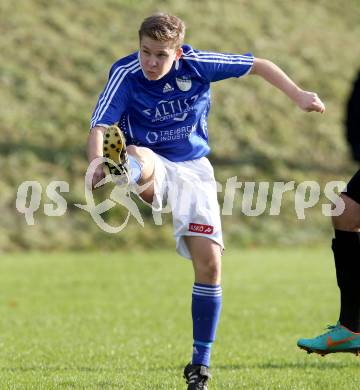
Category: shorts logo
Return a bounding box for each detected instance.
[189,223,214,234]
[176,76,192,92]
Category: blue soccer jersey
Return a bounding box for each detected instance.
[90,45,253,162]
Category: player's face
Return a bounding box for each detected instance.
[140,36,183,80]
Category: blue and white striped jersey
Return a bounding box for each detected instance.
[91,44,253,162]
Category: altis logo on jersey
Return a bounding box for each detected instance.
[142,95,199,124]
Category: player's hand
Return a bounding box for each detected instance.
[86,163,105,190]
[296,90,325,113]
[92,165,106,189]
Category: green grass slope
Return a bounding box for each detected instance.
[1,0,359,250]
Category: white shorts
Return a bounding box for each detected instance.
[150,153,224,260]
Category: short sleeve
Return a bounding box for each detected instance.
[182,46,254,83]
[90,63,131,129]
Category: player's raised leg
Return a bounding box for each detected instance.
[102,125,132,184]
[126,144,155,203]
[101,125,155,202]
[183,236,222,390]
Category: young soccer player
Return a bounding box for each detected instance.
[87,13,325,389]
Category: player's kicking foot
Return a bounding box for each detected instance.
[102,125,130,186]
[183,363,211,390]
[297,322,360,356]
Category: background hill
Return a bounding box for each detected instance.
[1,0,359,251]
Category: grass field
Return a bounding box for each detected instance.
[1,248,359,389]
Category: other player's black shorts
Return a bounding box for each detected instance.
[342,169,360,205]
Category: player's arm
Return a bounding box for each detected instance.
[249,57,325,113]
[87,126,106,162]
[86,126,107,189]
[87,59,132,189]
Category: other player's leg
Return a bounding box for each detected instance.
[297,170,360,355]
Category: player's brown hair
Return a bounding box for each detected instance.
[139,13,186,48]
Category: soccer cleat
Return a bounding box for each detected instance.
[102,125,130,185]
[297,322,360,356]
[183,363,212,390]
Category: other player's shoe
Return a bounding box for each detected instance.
[183,363,212,390]
[297,322,360,356]
[102,125,130,186]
